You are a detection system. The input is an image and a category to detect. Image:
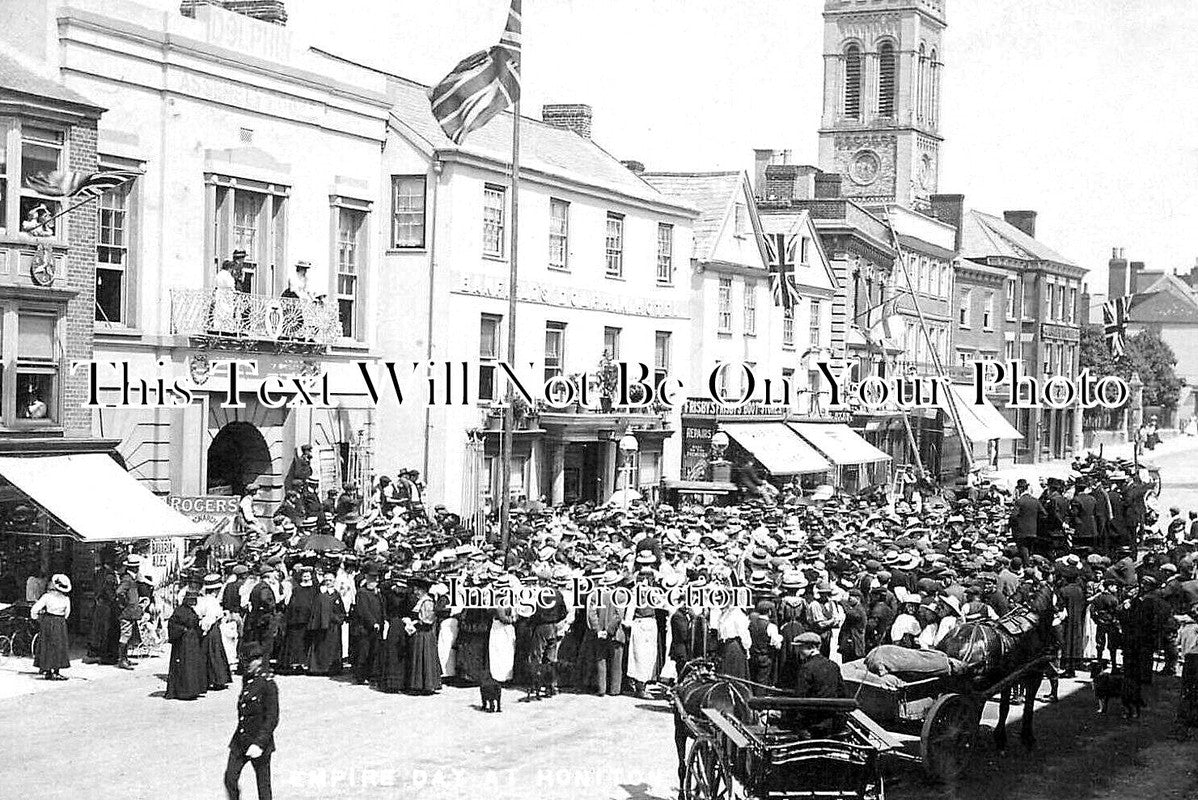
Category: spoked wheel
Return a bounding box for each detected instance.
[682,738,732,800]
[9,630,33,659]
[921,693,980,782]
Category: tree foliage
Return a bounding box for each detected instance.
[1079,324,1182,410]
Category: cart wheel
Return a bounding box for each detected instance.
[682,739,732,800]
[920,693,979,782]
[10,630,33,659]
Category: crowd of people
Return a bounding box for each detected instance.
[23,444,1198,737]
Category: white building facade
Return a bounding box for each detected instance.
[3,0,391,511]
[369,85,696,510]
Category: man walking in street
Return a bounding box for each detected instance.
[224,643,278,800]
[115,555,144,670]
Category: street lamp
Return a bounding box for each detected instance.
[619,428,639,510]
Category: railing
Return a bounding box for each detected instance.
[170,288,342,347]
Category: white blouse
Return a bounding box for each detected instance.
[31,590,70,619]
[711,607,752,652]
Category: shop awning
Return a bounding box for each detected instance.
[722,423,831,476]
[942,385,1023,443]
[787,423,892,466]
[0,454,205,541]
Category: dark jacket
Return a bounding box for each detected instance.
[350,588,384,631]
[229,673,279,755]
[1009,493,1044,541]
[221,578,245,615]
[1070,492,1099,541]
[116,574,143,622]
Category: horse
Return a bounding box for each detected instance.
[670,658,755,796]
[938,582,1056,752]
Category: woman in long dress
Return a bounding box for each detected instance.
[376,580,410,693]
[308,573,346,676]
[164,592,207,700]
[625,572,660,698]
[280,567,317,674]
[406,578,442,693]
[435,586,458,681]
[209,260,238,333]
[488,587,517,683]
[455,606,492,684]
[32,574,72,680]
[197,574,231,691]
[712,601,751,681]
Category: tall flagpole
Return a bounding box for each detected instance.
[499,99,521,555]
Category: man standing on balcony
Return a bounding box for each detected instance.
[231,249,252,293]
[285,445,314,492]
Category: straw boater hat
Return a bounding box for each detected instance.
[51,574,71,593]
[203,573,223,591]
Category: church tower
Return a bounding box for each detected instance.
[816,0,946,208]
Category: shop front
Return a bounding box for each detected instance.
[0,450,204,634]
[786,422,892,493]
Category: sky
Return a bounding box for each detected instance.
[168,0,1198,288]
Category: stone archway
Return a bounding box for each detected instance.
[207,421,272,496]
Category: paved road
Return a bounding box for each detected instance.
[1,656,1195,800]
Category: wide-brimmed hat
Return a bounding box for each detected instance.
[51,574,71,593]
[123,554,143,570]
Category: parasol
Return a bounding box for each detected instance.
[298,533,347,552]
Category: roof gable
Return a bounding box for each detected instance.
[759,210,839,293]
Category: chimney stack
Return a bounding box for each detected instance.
[1129,261,1145,293]
[1003,210,1037,239]
[1108,247,1129,299]
[181,0,288,24]
[541,104,592,139]
[621,160,645,176]
[930,193,965,251]
[753,149,794,199]
[813,171,842,199]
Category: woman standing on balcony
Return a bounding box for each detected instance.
[210,259,238,334]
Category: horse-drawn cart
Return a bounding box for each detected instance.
[840,651,1052,782]
[678,694,889,800]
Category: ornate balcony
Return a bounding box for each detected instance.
[169,288,342,351]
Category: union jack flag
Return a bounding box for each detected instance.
[25,168,139,199]
[762,232,801,310]
[1103,295,1132,357]
[429,0,521,145]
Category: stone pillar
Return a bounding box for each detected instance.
[550,442,565,505]
[600,438,618,501]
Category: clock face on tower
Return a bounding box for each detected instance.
[849,150,881,186]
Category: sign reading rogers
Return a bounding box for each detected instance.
[167,495,239,517]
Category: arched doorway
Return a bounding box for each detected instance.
[207,421,272,496]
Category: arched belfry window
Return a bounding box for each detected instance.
[878,41,896,117]
[917,43,927,122]
[930,48,939,125]
[844,44,862,118]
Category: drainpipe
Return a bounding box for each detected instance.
[422,159,443,483]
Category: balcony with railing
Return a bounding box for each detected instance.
[169,288,343,351]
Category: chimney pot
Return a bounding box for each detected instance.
[541,103,593,139]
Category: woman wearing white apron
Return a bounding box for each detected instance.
[624,570,660,699]
[434,583,458,679]
[488,575,518,682]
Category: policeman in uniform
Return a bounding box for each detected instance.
[224,642,278,800]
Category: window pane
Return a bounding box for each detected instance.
[18,313,56,361]
[605,215,623,277]
[550,199,569,269]
[19,196,60,237]
[480,315,501,359]
[96,268,124,323]
[657,223,673,282]
[16,372,54,422]
[392,176,425,248]
[21,136,63,188]
[233,191,263,268]
[484,187,505,256]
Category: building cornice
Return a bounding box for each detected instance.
[435,149,699,221]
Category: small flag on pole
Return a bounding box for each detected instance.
[429,0,521,145]
[1102,295,1132,357]
[762,232,801,310]
[26,168,139,199]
